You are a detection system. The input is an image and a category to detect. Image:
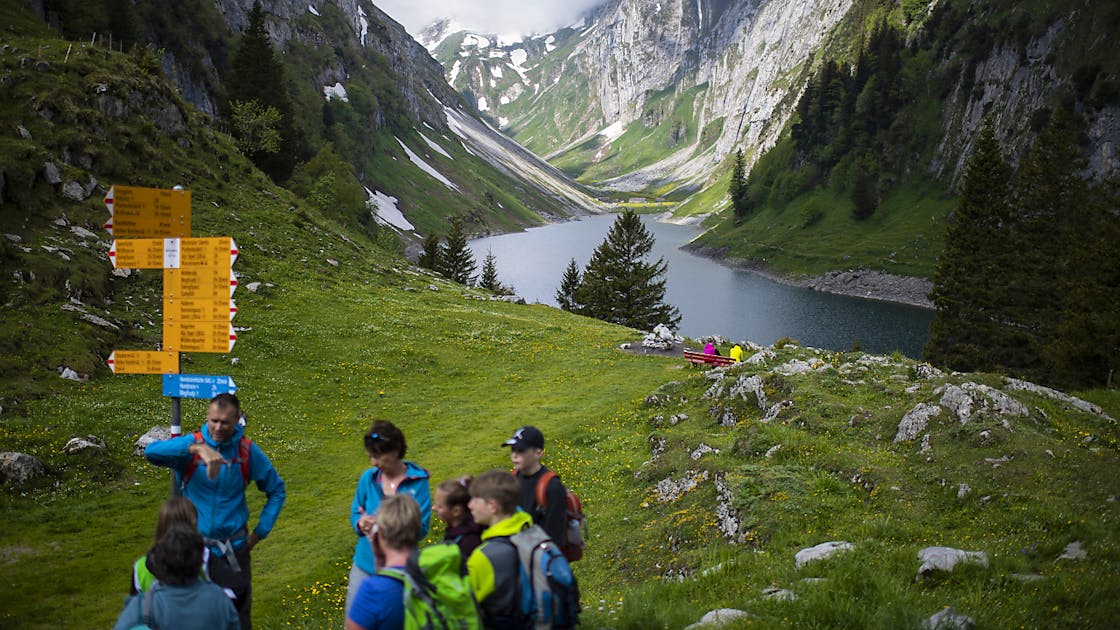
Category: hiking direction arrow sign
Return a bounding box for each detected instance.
[163,237,239,353]
[107,350,179,375]
[103,185,190,238]
[162,374,237,399]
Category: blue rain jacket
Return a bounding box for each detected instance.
[145,423,286,553]
[349,461,431,574]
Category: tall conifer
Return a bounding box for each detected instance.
[925,120,1012,371]
[556,258,583,312]
[226,1,297,181]
[1002,107,1091,379]
[479,249,502,292]
[440,216,477,286]
[575,211,680,331]
[729,149,748,220]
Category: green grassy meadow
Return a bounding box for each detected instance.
[692,179,954,279]
[0,252,681,628]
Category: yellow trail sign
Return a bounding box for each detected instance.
[163,320,237,353]
[107,350,179,374]
[103,185,191,238]
[109,238,167,269]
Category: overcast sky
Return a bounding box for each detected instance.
[373,0,609,36]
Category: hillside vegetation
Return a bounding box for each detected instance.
[694,0,1120,278]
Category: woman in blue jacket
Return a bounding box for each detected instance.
[346,419,431,614]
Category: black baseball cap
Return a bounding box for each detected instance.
[502,426,544,450]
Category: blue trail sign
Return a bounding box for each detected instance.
[162,374,237,399]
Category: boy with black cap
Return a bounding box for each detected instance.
[502,425,568,545]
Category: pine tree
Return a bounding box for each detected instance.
[226,1,297,181]
[924,120,1013,371]
[729,149,749,221]
[575,210,680,330]
[418,233,441,272]
[479,249,502,292]
[556,258,583,312]
[1002,107,1091,380]
[440,216,477,286]
[1044,184,1120,388]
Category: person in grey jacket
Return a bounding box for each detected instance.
[113,525,240,630]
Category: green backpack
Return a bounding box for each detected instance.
[378,543,483,630]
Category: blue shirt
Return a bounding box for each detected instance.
[347,571,405,630]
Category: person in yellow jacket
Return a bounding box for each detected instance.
[729,343,744,362]
[466,470,535,628]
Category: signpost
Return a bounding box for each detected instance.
[103,186,241,457]
[162,374,237,400]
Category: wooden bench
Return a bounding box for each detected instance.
[683,349,736,367]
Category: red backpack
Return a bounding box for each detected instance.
[535,470,587,562]
[181,431,252,487]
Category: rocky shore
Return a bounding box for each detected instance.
[683,244,934,309]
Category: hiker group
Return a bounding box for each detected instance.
[115,392,585,629]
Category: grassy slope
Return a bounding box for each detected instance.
[692,176,954,279]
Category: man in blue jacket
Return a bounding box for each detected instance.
[145,393,286,630]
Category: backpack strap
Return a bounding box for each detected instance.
[238,437,252,483]
[181,432,252,488]
[140,585,156,627]
[534,470,558,510]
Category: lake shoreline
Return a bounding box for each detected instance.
[682,243,935,310]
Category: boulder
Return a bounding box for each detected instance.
[1057,541,1087,561]
[1004,377,1116,422]
[0,451,47,486]
[684,608,751,629]
[914,363,944,380]
[63,435,106,455]
[940,383,1027,426]
[795,541,854,568]
[761,400,794,423]
[80,313,120,330]
[745,348,776,364]
[917,546,989,576]
[895,402,943,442]
[43,161,62,184]
[762,586,797,601]
[714,477,740,540]
[729,374,767,410]
[60,180,86,201]
[654,470,709,503]
[59,367,79,381]
[690,443,719,460]
[771,359,813,375]
[70,225,96,240]
[134,426,172,456]
[921,607,975,630]
[489,295,525,304]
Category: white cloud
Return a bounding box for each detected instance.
[376,0,609,37]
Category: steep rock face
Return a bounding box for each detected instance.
[172,0,461,128]
[936,19,1120,183]
[430,0,853,190]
